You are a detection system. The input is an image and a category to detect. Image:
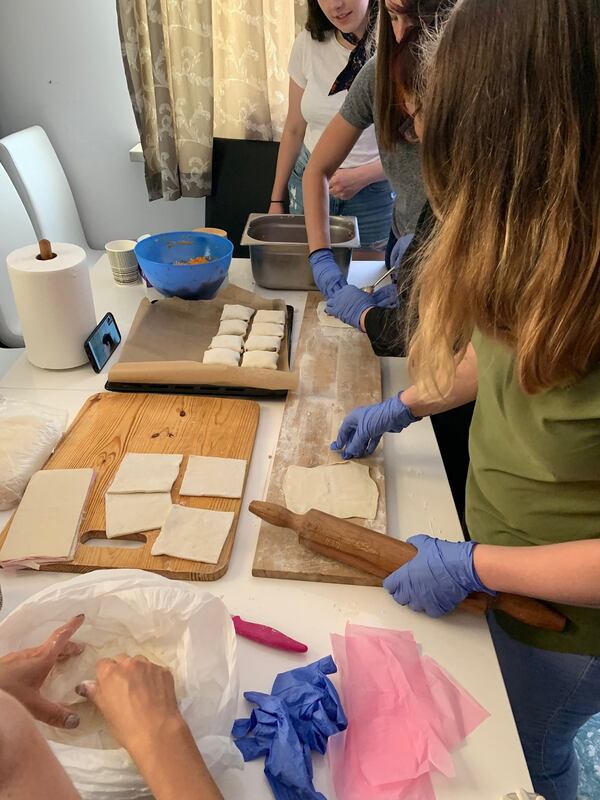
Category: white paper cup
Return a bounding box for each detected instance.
[105,239,140,285]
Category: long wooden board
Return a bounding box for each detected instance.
[252,292,386,585]
[0,392,259,580]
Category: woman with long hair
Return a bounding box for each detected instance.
[333,2,600,797]
[268,0,394,252]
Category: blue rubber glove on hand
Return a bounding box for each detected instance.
[389,233,414,269]
[370,282,399,308]
[309,248,347,298]
[325,284,375,329]
[331,394,420,459]
[383,534,496,617]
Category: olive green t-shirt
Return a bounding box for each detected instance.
[466,331,600,655]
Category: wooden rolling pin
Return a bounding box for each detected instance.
[249,501,567,633]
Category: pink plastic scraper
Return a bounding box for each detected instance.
[232,615,308,653]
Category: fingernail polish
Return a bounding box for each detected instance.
[74,684,87,698]
[65,714,80,729]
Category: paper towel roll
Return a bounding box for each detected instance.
[7,243,96,369]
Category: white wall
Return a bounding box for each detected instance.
[0,0,205,249]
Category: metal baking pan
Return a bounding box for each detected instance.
[241,213,360,291]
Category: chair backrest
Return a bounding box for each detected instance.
[0,164,36,347]
[0,125,89,250]
[205,138,280,258]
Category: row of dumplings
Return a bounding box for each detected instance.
[202,304,286,369]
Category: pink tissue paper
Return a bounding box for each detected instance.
[329,624,490,800]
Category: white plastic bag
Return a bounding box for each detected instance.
[0,569,243,799]
[0,395,68,509]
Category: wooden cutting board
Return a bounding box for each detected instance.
[0,392,259,580]
[252,292,386,585]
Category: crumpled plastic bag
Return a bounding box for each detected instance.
[0,569,243,800]
[0,395,67,509]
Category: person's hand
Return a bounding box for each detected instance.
[309,248,347,298]
[325,285,375,328]
[0,614,85,729]
[370,282,399,308]
[268,200,286,214]
[383,535,496,617]
[389,233,414,267]
[76,655,184,755]
[331,394,420,459]
[329,167,367,200]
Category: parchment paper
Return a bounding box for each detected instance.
[108,286,298,392]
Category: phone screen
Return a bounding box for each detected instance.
[84,313,121,373]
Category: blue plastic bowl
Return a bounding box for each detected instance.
[134,231,234,300]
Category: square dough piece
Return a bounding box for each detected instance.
[151,505,234,564]
[244,335,281,352]
[317,300,353,329]
[221,304,255,322]
[241,351,278,370]
[209,334,244,353]
[283,461,379,520]
[250,322,284,338]
[218,319,248,336]
[108,453,183,494]
[105,492,172,538]
[254,309,286,325]
[202,348,240,367]
[180,455,247,498]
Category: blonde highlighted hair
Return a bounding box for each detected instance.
[408,0,600,396]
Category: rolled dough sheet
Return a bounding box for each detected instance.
[241,351,278,369]
[105,492,172,538]
[317,300,353,329]
[179,455,247,498]
[250,322,284,338]
[218,319,248,336]
[0,468,95,563]
[151,505,234,564]
[244,335,281,352]
[254,309,286,325]
[283,461,378,520]
[107,453,183,494]
[221,304,254,322]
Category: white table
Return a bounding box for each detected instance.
[0,256,531,798]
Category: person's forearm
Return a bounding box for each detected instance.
[270,124,305,204]
[303,159,332,252]
[474,539,600,606]
[400,344,478,417]
[130,717,223,800]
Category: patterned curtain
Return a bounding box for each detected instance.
[117,0,306,201]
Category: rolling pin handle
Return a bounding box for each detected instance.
[249,500,303,531]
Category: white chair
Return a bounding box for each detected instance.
[0,126,98,261]
[0,163,36,348]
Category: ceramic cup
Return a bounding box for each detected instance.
[105,239,140,285]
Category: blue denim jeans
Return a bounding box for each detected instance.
[288,145,393,250]
[487,613,600,800]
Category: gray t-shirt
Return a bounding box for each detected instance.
[340,58,425,237]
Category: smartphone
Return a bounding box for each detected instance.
[84,313,122,373]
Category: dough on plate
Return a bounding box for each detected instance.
[241,351,278,370]
[283,461,378,520]
[202,348,240,367]
[218,319,248,336]
[209,334,244,353]
[221,304,254,322]
[254,309,286,325]
[250,322,284,338]
[244,335,281,352]
[180,455,247,498]
[317,300,353,330]
[107,453,183,494]
[105,492,172,538]
[151,505,234,564]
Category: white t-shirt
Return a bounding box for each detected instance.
[288,29,379,170]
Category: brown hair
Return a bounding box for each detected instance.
[376,0,452,150]
[306,0,378,48]
[408,0,600,396]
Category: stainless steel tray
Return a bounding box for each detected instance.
[241,213,360,291]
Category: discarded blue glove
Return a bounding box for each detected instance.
[309,249,347,298]
[325,284,375,329]
[383,534,496,617]
[232,656,347,800]
[370,282,398,308]
[331,394,420,459]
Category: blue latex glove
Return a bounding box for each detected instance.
[331,394,420,459]
[232,656,347,800]
[324,284,375,329]
[383,534,496,617]
[370,282,398,308]
[309,248,347,298]
[389,233,414,269]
